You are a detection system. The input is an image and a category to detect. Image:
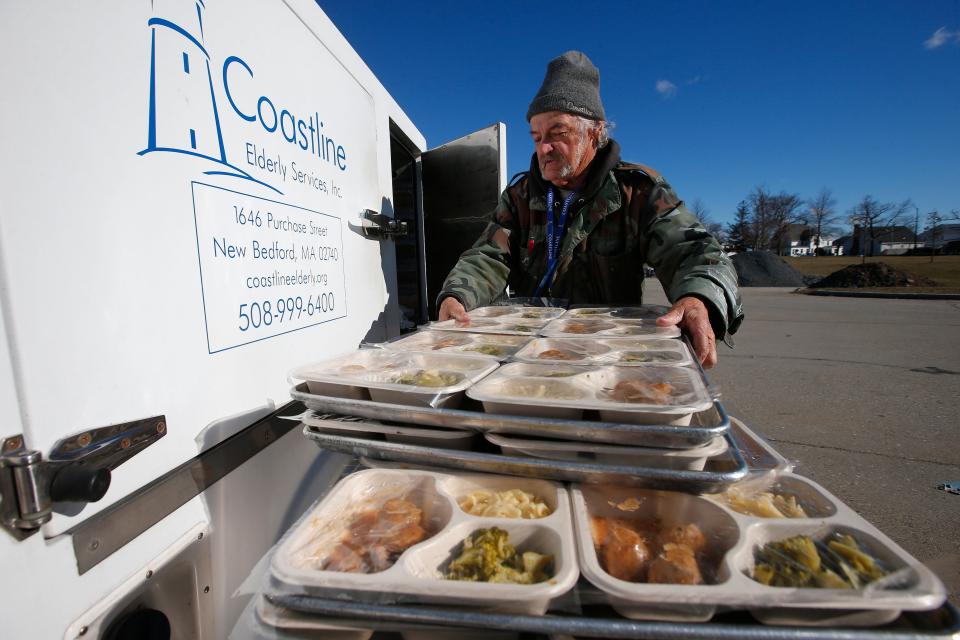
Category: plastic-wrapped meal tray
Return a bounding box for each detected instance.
[513,337,694,367]
[290,350,499,409]
[426,317,546,336]
[485,432,728,470]
[467,305,566,321]
[565,305,671,320]
[300,411,476,451]
[292,380,730,448]
[541,317,681,339]
[270,469,578,615]
[466,362,713,425]
[572,475,946,626]
[379,330,532,361]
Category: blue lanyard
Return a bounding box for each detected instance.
[534,186,578,296]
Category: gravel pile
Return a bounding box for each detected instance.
[731,251,806,287]
[809,262,938,288]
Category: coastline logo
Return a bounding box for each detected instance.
[139,1,349,194]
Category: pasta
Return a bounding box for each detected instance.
[458,489,551,519]
[724,487,808,518]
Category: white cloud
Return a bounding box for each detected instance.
[685,75,702,85]
[924,26,960,49]
[655,79,678,98]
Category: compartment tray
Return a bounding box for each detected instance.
[303,428,748,494]
[291,383,729,448]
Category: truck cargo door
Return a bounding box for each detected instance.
[420,123,506,319]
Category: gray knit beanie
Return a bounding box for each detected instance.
[526,51,605,122]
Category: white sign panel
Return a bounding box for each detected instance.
[135,0,378,353]
[192,182,347,352]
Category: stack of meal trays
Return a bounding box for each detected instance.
[277,304,951,634]
[290,304,752,493]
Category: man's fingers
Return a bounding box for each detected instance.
[656,308,684,327]
[691,327,717,369]
[439,297,469,323]
[702,336,718,369]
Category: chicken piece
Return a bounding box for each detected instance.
[366,544,394,573]
[366,499,428,553]
[599,519,650,582]
[346,509,379,542]
[647,543,703,585]
[589,516,609,547]
[380,498,423,526]
[608,380,674,404]
[321,543,367,573]
[659,523,706,554]
[538,349,578,360]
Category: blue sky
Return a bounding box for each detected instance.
[318,1,959,230]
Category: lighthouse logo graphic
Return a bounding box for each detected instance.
[139,0,278,193]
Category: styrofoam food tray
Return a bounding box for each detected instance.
[566,305,671,320]
[271,469,578,615]
[290,350,499,408]
[571,474,946,625]
[380,331,532,361]
[302,413,476,451]
[485,432,727,470]
[469,305,566,321]
[426,317,545,336]
[466,363,713,425]
[541,317,681,339]
[513,337,693,367]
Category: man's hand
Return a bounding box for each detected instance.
[438,296,471,325]
[656,296,717,368]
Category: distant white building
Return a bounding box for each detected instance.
[919,223,960,249]
[778,224,842,256]
[839,225,920,256]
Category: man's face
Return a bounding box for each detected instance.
[529,112,593,187]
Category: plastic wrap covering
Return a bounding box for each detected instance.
[466,362,713,425]
[231,465,952,638]
[290,350,499,409]
[572,477,947,625]
[232,468,582,639]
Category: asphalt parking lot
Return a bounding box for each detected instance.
[644,281,960,604]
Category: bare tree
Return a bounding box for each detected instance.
[748,187,771,251]
[807,188,838,256]
[748,187,805,252]
[847,195,912,263]
[689,198,726,243]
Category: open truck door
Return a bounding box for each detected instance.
[385,123,506,329]
[420,124,507,320]
[0,1,501,637]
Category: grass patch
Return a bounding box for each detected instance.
[785,255,960,289]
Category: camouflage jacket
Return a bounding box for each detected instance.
[439,140,744,338]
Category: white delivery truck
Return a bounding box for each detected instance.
[0,2,504,637]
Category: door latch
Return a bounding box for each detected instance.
[361,209,409,240]
[0,415,166,540]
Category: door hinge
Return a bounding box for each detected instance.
[0,415,166,540]
[361,209,409,240]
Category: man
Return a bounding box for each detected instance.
[438,51,742,368]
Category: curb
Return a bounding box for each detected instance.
[800,289,960,300]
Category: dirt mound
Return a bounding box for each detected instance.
[731,251,806,287]
[809,262,938,288]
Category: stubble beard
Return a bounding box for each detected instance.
[544,137,588,182]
